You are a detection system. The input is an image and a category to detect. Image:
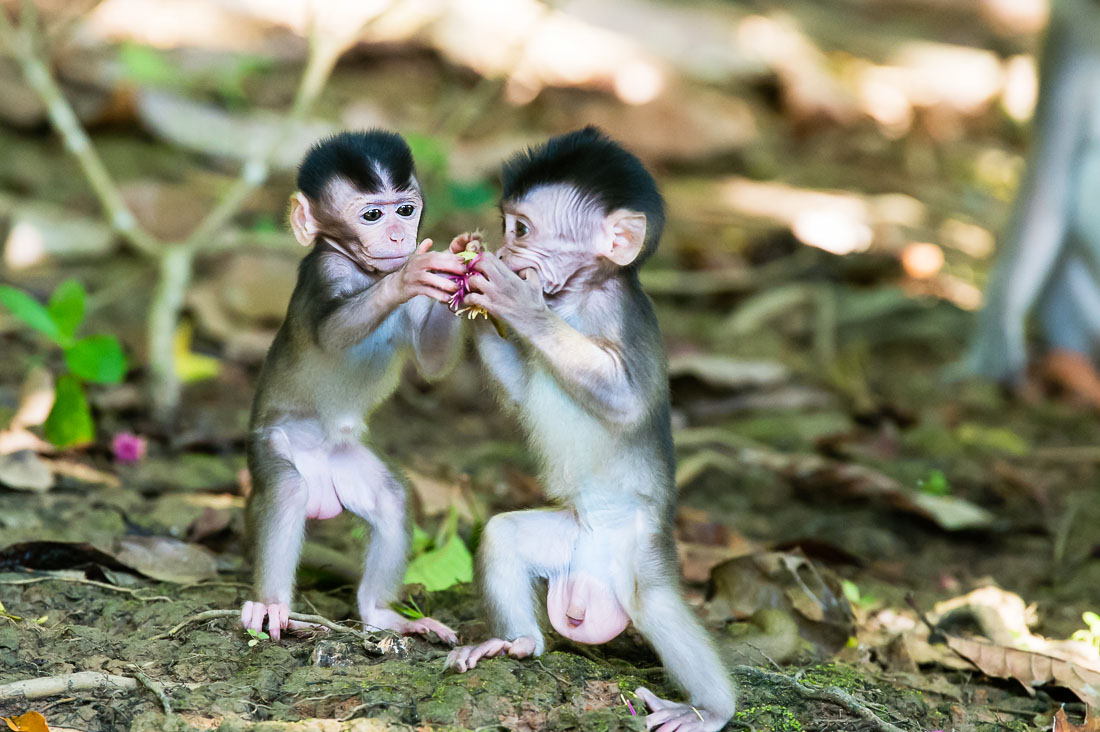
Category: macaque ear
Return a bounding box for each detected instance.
[289,192,319,247]
[601,209,647,267]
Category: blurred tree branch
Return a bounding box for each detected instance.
[0,1,380,421]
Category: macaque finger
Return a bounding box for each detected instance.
[417,238,434,254]
[421,272,460,293]
[420,252,468,275]
[464,293,490,311]
[466,274,492,293]
[635,688,671,712]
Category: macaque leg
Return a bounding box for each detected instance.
[337,444,457,644]
[1037,254,1100,409]
[446,510,576,671]
[632,580,736,732]
[242,449,309,642]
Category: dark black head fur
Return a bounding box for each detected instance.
[500,126,665,266]
[298,130,417,201]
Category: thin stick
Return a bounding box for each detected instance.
[0,671,138,702]
[129,666,172,716]
[733,666,908,732]
[0,576,170,602]
[152,608,383,649]
[0,10,160,258]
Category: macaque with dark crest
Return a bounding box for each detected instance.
[242,130,471,643]
[445,128,737,732]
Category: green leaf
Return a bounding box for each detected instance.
[405,133,450,177]
[917,469,950,496]
[404,533,473,591]
[48,279,86,343]
[118,43,185,88]
[0,286,61,343]
[44,376,95,447]
[64,335,127,384]
[448,179,496,211]
[411,524,432,555]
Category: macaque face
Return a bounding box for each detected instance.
[292,177,423,274]
[499,185,606,294]
[338,183,423,273]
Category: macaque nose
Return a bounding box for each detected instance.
[388,227,401,242]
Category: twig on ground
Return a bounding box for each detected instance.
[733,666,908,732]
[129,666,172,716]
[0,576,170,602]
[151,608,384,652]
[0,671,138,702]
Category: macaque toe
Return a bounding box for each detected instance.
[240,601,290,641]
[405,617,458,645]
[636,687,718,732]
[508,635,536,658]
[445,638,511,672]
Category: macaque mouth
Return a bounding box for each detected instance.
[566,613,584,627]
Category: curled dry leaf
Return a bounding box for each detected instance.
[1053,707,1100,732]
[946,634,1100,707]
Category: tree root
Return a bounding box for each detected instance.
[0,671,137,702]
[150,608,386,653]
[733,666,908,732]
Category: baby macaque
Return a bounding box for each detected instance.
[969,0,1100,403]
[241,130,470,643]
[445,128,736,731]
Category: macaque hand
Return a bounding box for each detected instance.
[363,606,458,645]
[240,601,320,642]
[466,254,547,323]
[635,687,727,732]
[445,635,537,672]
[395,239,466,304]
[448,231,483,255]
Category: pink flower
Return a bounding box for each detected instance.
[112,432,146,463]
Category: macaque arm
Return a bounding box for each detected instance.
[472,324,527,410]
[969,38,1090,380]
[310,256,404,353]
[513,310,648,425]
[409,296,463,380]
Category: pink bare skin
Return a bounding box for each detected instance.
[445,635,537,672]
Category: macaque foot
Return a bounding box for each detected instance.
[240,601,319,642]
[362,607,458,645]
[1036,349,1100,410]
[635,687,728,732]
[445,636,537,672]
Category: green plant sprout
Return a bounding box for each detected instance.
[0,280,127,446]
[246,628,269,647]
[917,469,951,496]
[1071,611,1100,650]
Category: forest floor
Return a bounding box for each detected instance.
[2,1,1100,731]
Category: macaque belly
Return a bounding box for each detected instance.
[273,425,379,520]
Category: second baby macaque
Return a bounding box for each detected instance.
[446,128,737,732]
[241,130,471,643]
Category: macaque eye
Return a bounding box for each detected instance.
[515,220,529,238]
[362,209,383,222]
[396,204,415,217]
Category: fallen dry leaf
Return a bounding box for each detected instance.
[3,710,50,732]
[946,634,1100,706]
[1053,707,1100,732]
